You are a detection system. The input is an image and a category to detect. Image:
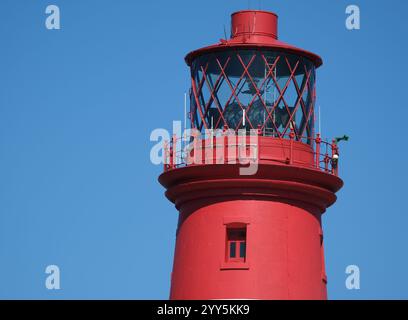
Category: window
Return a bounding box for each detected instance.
[190,50,316,144]
[221,219,250,270]
[226,227,247,263]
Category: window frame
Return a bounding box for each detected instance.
[220,217,251,271]
[226,227,247,263]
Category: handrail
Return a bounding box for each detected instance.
[163,129,340,176]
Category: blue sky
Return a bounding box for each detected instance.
[0,0,407,299]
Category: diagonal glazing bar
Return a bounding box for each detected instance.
[214,54,257,130]
[282,60,312,139]
[262,56,300,137]
[191,62,210,130]
[199,58,230,131]
[234,54,282,133]
[284,57,312,139]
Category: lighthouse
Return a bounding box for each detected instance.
[159,10,343,300]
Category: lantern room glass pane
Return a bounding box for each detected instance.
[190,49,316,144]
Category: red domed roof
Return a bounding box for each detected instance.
[185,10,323,68]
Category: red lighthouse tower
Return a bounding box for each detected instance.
[159,10,343,300]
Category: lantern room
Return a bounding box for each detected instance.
[185,10,322,145]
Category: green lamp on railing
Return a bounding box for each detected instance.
[331,135,348,169]
[335,135,349,144]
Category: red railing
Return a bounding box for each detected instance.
[163,131,339,176]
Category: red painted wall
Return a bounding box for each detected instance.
[170,199,326,300]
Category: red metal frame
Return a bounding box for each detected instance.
[260,55,300,138]
[191,51,315,142]
[199,59,230,130]
[281,59,313,139]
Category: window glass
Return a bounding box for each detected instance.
[191,50,316,144]
[229,242,236,258]
[226,226,247,262]
[239,242,246,259]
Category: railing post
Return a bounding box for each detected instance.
[170,135,176,169]
[257,125,262,164]
[223,124,228,164]
[289,129,295,165]
[315,134,321,169]
[324,154,329,172]
[163,141,169,172]
[331,139,339,176]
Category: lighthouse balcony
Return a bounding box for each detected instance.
[163,133,339,177]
